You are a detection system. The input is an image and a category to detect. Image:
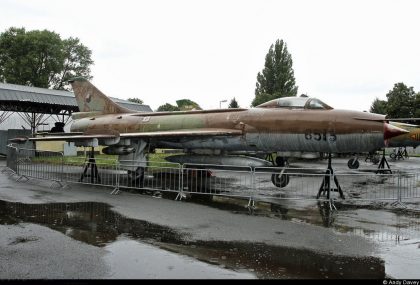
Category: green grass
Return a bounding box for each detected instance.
[30,151,178,168]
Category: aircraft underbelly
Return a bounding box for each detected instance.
[251,132,384,153]
[158,132,384,153]
[158,137,246,150]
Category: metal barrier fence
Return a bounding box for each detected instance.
[4,145,420,204]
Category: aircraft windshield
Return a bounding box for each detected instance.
[256,96,333,110]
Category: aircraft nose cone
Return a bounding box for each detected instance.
[384,123,409,140]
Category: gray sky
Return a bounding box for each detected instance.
[1,0,420,111]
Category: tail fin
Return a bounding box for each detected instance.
[69,77,133,114]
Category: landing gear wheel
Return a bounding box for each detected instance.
[372,155,380,164]
[347,159,359,169]
[271,173,290,188]
[128,166,145,187]
[275,156,286,167]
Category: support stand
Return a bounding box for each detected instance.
[317,153,345,199]
[80,147,101,183]
[265,153,275,165]
[376,149,392,174]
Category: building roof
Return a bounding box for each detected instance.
[0,82,152,114]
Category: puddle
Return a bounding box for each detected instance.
[104,238,255,279]
[0,199,385,278]
[181,196,420,279]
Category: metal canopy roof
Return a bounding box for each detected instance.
[0,82,152,114]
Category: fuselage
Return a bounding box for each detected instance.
[70,107,389,154]
[388,121,420,148]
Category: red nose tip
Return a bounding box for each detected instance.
[384,123,409,140]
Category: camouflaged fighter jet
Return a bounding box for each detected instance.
[12,77,408,187]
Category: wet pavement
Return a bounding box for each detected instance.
[0,157,420,279]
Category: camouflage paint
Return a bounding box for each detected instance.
[388,122,420,148]
[65,78,407,154]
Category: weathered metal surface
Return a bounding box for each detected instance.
[388,121,420,148]
[19,78,409,155]
[166,154,272,167]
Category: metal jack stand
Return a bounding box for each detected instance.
[80,147,101,183]
[376,149,392,174]
[317,153,345,199]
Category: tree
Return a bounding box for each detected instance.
[413,92,420,118]
[128,98,144,104]
[252,39,298,106]
[369,98,387,114]
[52,37,93,90]
[385,83,416,118]
[157,103,180,112]
[176,99,202,111]
[228,97,239,108]
[157,99,202,111]
[0,27,93,90]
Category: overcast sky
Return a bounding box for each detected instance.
[1,0,420,111]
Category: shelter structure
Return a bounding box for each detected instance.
[0,82,152,134]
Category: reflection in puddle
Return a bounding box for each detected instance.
[0,199,385,278]
[201,197,420,243]
[104,238,255,279]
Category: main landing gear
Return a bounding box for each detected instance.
[347,155,360,169]
[271,156,290,188]
[127,166,145,186]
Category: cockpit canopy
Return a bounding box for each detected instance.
[256,96,333,110]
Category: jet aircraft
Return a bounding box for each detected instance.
[11,78,408,188]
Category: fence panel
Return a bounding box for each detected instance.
[181,164,253,198]
[63,161,120,188]
[118,161,182,193]
[253,167,331,201]
[16,148,64,182]
[5,145,420,203]
[334,171,399,201]
[6,144,17,172]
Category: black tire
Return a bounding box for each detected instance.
[271,173,290,188]
[275,156,286,167]
[390,153,397,161]
[347,159,359,169]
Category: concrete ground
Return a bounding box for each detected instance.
[0,157,419,279]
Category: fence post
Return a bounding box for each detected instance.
[247,167,256,209]
[397,170,402,203]
[110,160,120,195]
[175,164,186,201]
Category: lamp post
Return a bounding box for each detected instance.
[219,99,227,109]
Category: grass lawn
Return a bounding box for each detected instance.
[31,151,178,168]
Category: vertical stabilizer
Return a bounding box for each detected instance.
[69,77,133,114]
